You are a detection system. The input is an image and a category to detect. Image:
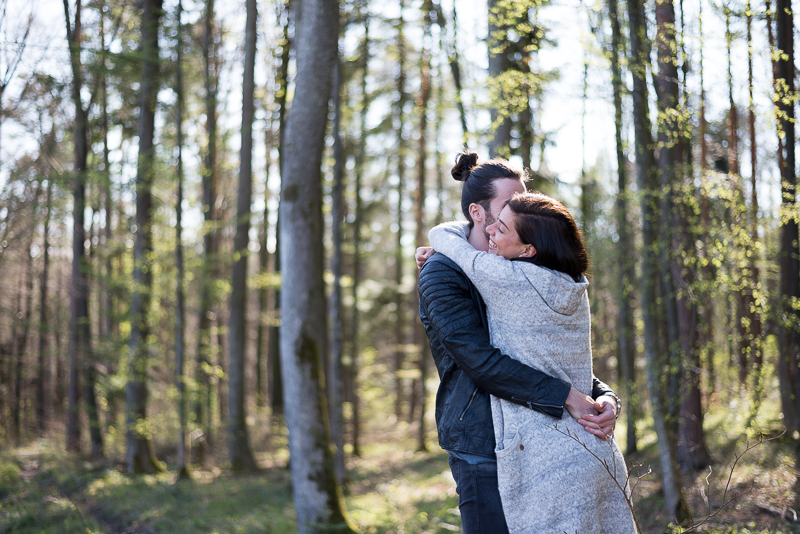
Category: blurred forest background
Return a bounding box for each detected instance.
[0,0,799,532]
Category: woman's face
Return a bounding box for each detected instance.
[486,205,534,260]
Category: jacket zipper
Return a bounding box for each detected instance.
[459,389,479,421]
[511,396,562,410]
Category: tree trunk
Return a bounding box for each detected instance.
[256,111,272,410]
[675,0,710,473]
[174,0,190,479]
[726,2,750,385]
[394,0,408,421]
[607,0,636,454]
[125,0,164,474]
[55,269,66,412]
[487,0,511,157]
[698,0,716,402]
[37,169,53,434]
[14,233,36,445]
[279,0,354,530]
[269,0,292,417]
[414,0,433,453]
[775,0,800,434]
[432,2,468,143]
[745,1,763,390]
[63,0,88,454]
[350,18,370,459]
[194,0,218,463]
[329,43,346,484]
[434,62,445,225]
[227,0,259,473]
[629,0,684,520]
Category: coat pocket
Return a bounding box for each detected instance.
[494,430,522,459]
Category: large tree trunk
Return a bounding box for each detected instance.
[227,0,259,473]
[673,0,710,473]
[775,0,800,434]
[63,0,88,454]
[125,0,164,474]
[629,0,684,520]
[607,0,636,454]
[194,0,217,463]
[279,0,354,529]
[174,0,190,479]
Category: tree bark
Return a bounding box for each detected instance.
[269,0,292,417]
[487,0,512,157]
[726,2,750,385]
[394,0,408,422]
[256,106,272,410]
[14,229,36,445]
[745,0,763,390]
[607,0,636,454]
[697,0,716,401]
[775,0,800,434]
[280,0,354,529]
[414,0,433,453]
[174,0,190,479]
[63,0,88,454]
[674,0,710,473]
[125,0,164,474]
[194,0,218,463]
[630,0,684,520]
[37,157,54,434]
[350,17,370,459]
[329,42,346,484]
[432,2,468,143]
[227,0,259,473]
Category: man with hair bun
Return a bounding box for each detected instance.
[416,151,621,533]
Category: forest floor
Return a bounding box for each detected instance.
[1,395,798,533]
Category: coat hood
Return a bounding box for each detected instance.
[512,259,589,316]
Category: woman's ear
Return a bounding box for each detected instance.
[468,203,485,224]
[519,245,536,258]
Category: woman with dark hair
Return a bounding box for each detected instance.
[428,184,636,532]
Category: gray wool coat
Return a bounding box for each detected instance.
[429,222,636,534]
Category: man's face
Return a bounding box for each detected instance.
[482,179,526,251]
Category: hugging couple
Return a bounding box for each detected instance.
[417,151,637,533]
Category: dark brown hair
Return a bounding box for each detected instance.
[507,192,589,282]
[451,151,525,227]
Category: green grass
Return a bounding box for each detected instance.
[1,386,797,533]
[0,438,460,534]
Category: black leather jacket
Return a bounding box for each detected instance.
[419,253,616,458]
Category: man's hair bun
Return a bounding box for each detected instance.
[451,151,479,182]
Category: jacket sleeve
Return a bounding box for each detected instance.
[591,376,617,400]
[419,256,571,419]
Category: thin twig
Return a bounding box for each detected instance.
[678,430,786,532]
[551,424,645,534]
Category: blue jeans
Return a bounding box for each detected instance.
[448,455,510,534]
